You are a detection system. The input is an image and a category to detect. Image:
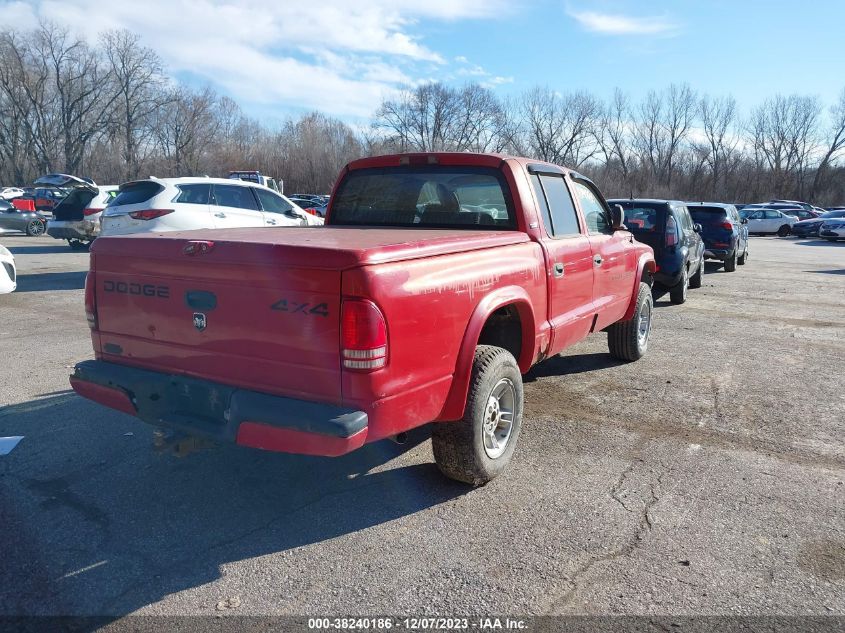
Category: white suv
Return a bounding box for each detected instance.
[100,177,322,237]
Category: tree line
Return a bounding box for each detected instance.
[2,22,844,203]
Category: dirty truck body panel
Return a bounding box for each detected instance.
[72,152,652,461]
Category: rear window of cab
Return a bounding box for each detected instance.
[331,166,516,229]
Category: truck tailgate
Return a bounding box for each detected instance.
[91,233,343,403]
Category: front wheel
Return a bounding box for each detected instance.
[432,345,523,486]
[777,225,791,237]
[607,282,653,362]
[26,219,46,236]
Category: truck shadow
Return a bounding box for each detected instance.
[0,393,466,616]
[525,352,624,382]
[8,245,77,255]
[13,271,86,292]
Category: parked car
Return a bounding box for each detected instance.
[791,210,845,238]
[0,198,48,236]
[768,199,825,214]
[0,243,15,294]
[0,187,25,200]
[33,186,68,213]
[609,199,705,303]
[100,177,322,237]
[43,174,117,249]
[819,218,845,242]
[289,196,328,217]
[70,152,656,486]
[687,202,749,271]
[744,208,799,236]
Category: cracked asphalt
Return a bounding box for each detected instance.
[0,233,843,618]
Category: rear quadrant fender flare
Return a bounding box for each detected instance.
[622,255,657,321]
[437,286,536,422]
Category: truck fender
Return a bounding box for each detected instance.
[437,286,537,422]
[622,254,657,321]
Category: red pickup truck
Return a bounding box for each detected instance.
[71,153,656,485]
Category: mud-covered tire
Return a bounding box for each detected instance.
[669,265,689,304]
[607,282,653,362]
[777,225,791,237]
[26,219,45,236]
[737,245,748,265]
[689,255,704,289]
[724,249,737,272]
[431,345,523,486]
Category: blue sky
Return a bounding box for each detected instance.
[4,0,845,124]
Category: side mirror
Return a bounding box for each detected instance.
[693,223,703,233]
[610,204,626,230]
[741,218,749,225]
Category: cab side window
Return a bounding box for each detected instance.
[531,173,581,237]
[571,181,611,235]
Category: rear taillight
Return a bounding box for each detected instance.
[84,271,97,330]
[303,207,318,216]
[341,299,387,370]
[720,221,733,230]
[83,207,103,217]
[128,209,174,221]
[665,216,678,247]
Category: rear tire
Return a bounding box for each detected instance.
[68,239,88,251]
[432,345,523,486]
[737,244,748,265]
[777,225,791,237]
[724,249,737,272]
[607,282,653,362]
[25,219,45,237]
[669,265,689,304]
[689,255,704,289]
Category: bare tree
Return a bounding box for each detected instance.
[101,29,167,181]
[699,94,738,197]
[152,85,219,175]
[594,88,633,185]
[810,88,845,200]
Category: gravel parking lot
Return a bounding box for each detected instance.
[0,233,843,618]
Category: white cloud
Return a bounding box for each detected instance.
[567,9,680,36]
[5,0,513,119]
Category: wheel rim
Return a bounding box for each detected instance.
[637,299,652,347]
[482,378,516,459]
[29,221,44,236]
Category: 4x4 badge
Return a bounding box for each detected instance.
[193,312,207,331]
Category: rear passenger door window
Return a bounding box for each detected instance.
[175,184,211,205]
[535,174,581,236]
[212,184,259,211]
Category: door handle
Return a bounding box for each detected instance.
[214,212,226,218]
[593,254,603,266]
[266,219,276,225]
[553,262,564,278]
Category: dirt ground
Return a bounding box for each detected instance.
[0,233,843,619]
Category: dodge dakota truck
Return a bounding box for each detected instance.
[71,153,656,485]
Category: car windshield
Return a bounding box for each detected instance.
[331,166,516,229]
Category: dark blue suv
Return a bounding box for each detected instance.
[686,202,748,272]
[608,199,705,304]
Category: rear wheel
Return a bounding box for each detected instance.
[724,249,737,272]
[777,225,791,237]
[26,219,45,237]
[669,265,689,304]
[689,254,704,289]
[432,345,523,486]
[607,282,653,362]
[68,239,89,250]
[737,244,748,265]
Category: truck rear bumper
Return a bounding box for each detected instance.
[70,360,368,457]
